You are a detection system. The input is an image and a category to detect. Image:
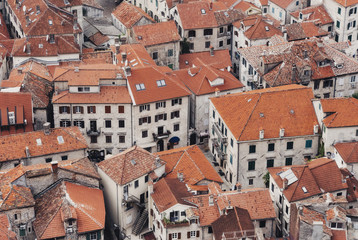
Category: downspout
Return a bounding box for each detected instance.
[236,141,239,183]
[117,183,119,226]
[333,76,337,98]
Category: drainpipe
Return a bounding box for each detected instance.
[333,76,337,98]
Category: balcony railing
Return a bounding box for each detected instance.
[86,128,101,136]
[153,130,171,141]
[213,122,227,144]
[212,138,227,160]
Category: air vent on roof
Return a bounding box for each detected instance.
[138,36,142,40]
[64,0,70,5]
[201,9,206,14]
[36,138,42,146]
[247,98,252,102]
[131,159,136,165]
[49,19,53,25]
[38,44,43,48]
[57,136,64,144]
[156,79,166,87]
[302,186,308,193]
[290,109,294,114]
[135,83,146,91]
[224,11,229,17]
[185,61,189,65]
[265,26,269,31]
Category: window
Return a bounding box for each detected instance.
[171,111,180,119]
[324,93,330,98]
[60,120,71,127]
[287,141,293,150]
[73,106,83,114]
[260,220,266,228]
[249,145,256,153]
[167,49,173,57]
[230,138,234,147]
[285,157,293,166]
[356,129,358,136]
[296,0,299,5]
[208,226,213,233]
[279,11,282,18]
[219,40,223,47]
[61,155,68,161]
[139,104,150,112]
[145,175,149,183]
[249,178,254,185]
[91,136,97,143]
[174,124,179,131]
[268,143,275,151]
[267,159,274,168]
[87,106,96,113]
[156,79,166,87]
[155,113,167,122]
[156,101,166,109]
[328,26,332,32]
[220,27,224,33]
[323,80,333,88]
[205,41,210,48]
[59,106,70,114]
[134,180,139,188]
[45,158,52,163]
[286,205,289,214]
[337,192,342,196]
[331,222,343,229]
[338,7,341,14]
[172,98,182,106]
[136,83,146,91]
[351,76,356,83]
[305,140,312,148]
[188,30,196,37]
[204,28,213,35]
[314,80,320,90]
[152,52,158,60]
[118,106,124,113]
[336,20,340,29]
[139,117,151,125]
[73,120,84,128]
[118,120,125,128]
[190,231,196,237]
[105,106,111,113]
[248,161,255,171]
[142,130,148,138]
[119,135,125,143]
[106,135,112,143]
[105,120,112,128]
[172,233,178,239]
[272,7,275,13]
[271,183,274,192]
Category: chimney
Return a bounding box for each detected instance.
[120,36,127,45]
[155,156,161,167]
[177,171,184,182]
[43,122,50,135]
[215,88,220,97]
[51,161,58,173]
[148,181,154,194]
[259,129,264,139]
[121,52,127,63]
[26,43,31,54]
[125,66,131,76]
[25,146,30,158]
[283,178,288,190]
[312,221,323,240]
[209,195,214,206]
[236,183,241,192]
[210,46,214,56]
[314,125,319,134]
[279,128,285,138]
[292,64,297,81]
[115,44,120,54]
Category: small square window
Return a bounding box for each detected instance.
[249,178,254,185]
[61,155,68,161]
[106,135,112,143]
[152,52,158,60]
[267,159,274,168]
[259,220,266,228]
[205,41,210,48]
[287,141,294,150]
[268,143,275,151]
[285,158,293,166]
[105,120,112,128]
[105,106,111,113]
[118,106,125,113]
[142,130,148,138]
[91,136,97,143]
[45,158,52,163]
[118,120,125,128]
[248,161,255,171]
[119,135,125,143]
[305,140,312,148]
[174,124,180,131]
[249,145,256,153]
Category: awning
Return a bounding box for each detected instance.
[169,136,180,143]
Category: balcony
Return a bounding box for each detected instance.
[152,130,171,141]
[86,128,101,136]
[212,138,227,160]
[213,122,227,144]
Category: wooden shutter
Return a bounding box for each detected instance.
[59,107,63,114]
[179,98,182,104]
[150,209,153,216]
[118,106,124,113]
[148,117,151,123]
[187,232,190,238]
[155,115,158,122]
[80,106,84,114]
[97,231,101,239]
[87,106,91,113]
[73,106,76,113]
[169,234,172,240]
[196,231,200,237]
[139,118,142,125]
[178,232,181,239]
[171,112,174,119]
[93,106,96,113]
[164,113,167,120]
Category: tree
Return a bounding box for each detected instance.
[263,172,270,188]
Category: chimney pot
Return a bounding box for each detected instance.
[210,46,214,56]
[51,161,58,173]
[43,122,51,135]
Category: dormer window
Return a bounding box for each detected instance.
[299,13,303,19]
[330,222,343,229]
[48,19,53,25]
[201,9,206,14]
[265,26,269,31]
[318,59,330,67]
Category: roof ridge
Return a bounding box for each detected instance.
[288,166,310,202]
[325,112,338,127]
[247,16,262,39]
[185,150,206,180]
[234,207,243,235]
[237,93,261,141]
[346,143,358,164]
[170,151,186,173]
[39,199,65,238]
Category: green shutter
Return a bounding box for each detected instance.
[97,231,101,239]
[86,233,90,240]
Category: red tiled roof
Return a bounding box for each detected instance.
[151,177,194,212]
[321,98,358,128]
[52,86,132,104]
[335,142,358,164]
[269,0,295,9]
[116,44,157,69]
[127,66,191,105]
[268,158,348,202]
[34,181,105,239]
[0,127,88,162]
[0,13,10,41]
[335,0,358,7]
[234,1,260,12]
[286,22,328,41]
[112,1,154,29]
[0,214,16,240]
[97,146,165,185]
[173,58,243,96]
[299,206,332,236]
[155,145,223,191]
[243,16,283,40]
[290,5,333,25]
[331,230,347,240]
[179,49,232,69]
[0,184,35,211]
[132,21,180,46]
[49,0,103,9]
[211,85,319,141]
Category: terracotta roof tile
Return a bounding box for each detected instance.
[334,0,358,7]
[290,5,333,25]
[49,0,103,9]
[179,49,231,69]
[299,206,332,236]
[0,214,17,240]
[321,98,358,128]
[331,230,346,240]
[335,142,358,164]
[151,178,194,212]
[0,92,34,135]
[286,22,328,41]
[132,21,180,47]
[127,66,191,105]
[156,145,223,191]
[0,184,35,211]
[269,0,295,9]
[243,16,283,40]
[116,44,157,68]
[34,181,105,239]
[0,127,88,162]
[112,1,154,29]
[268,158,348,202]
[97,146,165,185]
[211,85,318,141]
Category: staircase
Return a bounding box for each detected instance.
[132,210,148,236]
